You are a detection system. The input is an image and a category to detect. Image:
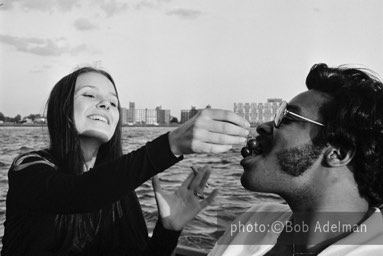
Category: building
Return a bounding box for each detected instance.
[134,109,157,125]
[121,102,171,125]
[121,108,134,124]
[156,106,170,125]
[34,117,47,124]
[180,105,212,123]
[180,106,199,123]
[234,98,282,125]
[234,103,244,118]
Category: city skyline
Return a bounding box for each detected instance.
[0,97,286,122]
[1,1,383,120]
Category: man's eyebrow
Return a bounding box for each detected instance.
[77,85,117,97]
[287,104,302,114]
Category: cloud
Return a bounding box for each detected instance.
[1,0,79,12]
[56,0,80,11]
[133,0,173,10]
[74,18,98,31]
[133,1,157,10]
[0,2,15,10]
[70,43,88,55]
[1,0,179,17]
[1,0,127,16]
[0,34,88,56]
[1,0,178,17]
[99,0,128,17]
[166,8,202,19]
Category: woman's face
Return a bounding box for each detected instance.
[73,72,120,145]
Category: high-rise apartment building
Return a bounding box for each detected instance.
[234,98,282,125]
[180,106,196,123]
[156,106,170,124]
[121,102,171,125]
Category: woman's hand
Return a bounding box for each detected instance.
[168,109,250,155]
[152,165,218,231]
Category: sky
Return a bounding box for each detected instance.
[1,0,383,119]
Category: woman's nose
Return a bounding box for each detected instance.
[97,100,110,110]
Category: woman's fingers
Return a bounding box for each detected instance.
[188,165,213,203]
[152,175,172,218]
[198,109,250,130]
[188,166,205,190]
[168,109,250,155]
[190,140,233,154]
[197,166,212,191]
[196,119,250,139]
[193,128,247,146]
[199,189,219,209]
[181,170,196,188]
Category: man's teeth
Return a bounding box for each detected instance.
[89,115,108,123]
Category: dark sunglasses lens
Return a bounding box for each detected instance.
[274,101,287,127]
[273,113,278,127]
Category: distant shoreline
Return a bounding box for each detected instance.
[0,123,258,128]
[0,123,181,128]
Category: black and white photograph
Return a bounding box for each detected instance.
[1,0,383,255]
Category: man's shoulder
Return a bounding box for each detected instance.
[208,203,291,256]
[247,202,290,213]
[235,202,291,224]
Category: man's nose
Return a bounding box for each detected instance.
[256,121,273,135]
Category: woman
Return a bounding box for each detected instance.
[1,67,249,255]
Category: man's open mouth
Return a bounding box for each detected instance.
[241,138,263,158]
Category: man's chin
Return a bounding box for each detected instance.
[240,172,257,191]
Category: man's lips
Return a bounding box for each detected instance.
[241,136,264,158]
[240,155,257,168]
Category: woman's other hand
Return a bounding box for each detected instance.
[168,109,250,155]
[152,165,218,231]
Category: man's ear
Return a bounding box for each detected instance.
[324,145,355,167]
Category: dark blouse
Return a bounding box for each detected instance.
[2,133,183,256]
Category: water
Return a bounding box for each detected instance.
[0,126,283,251]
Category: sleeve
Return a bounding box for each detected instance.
[8,132,183,214]
[142,220,181,256]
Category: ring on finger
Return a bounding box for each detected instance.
[193,191,205,200]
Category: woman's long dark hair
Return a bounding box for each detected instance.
[46,67,123,175]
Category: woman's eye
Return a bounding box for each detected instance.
[110,102,117,107]
[84,94,95,98]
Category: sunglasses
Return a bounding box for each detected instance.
[241,101,324,158]
[274,101,325,128]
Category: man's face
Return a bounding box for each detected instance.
[240,90,328,194]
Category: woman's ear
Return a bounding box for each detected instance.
[324,145,355,167]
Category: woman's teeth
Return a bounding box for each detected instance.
[89,115,108,123]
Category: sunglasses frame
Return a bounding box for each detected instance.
[274,101,325,128]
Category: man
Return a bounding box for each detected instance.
[209,63,383,255]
